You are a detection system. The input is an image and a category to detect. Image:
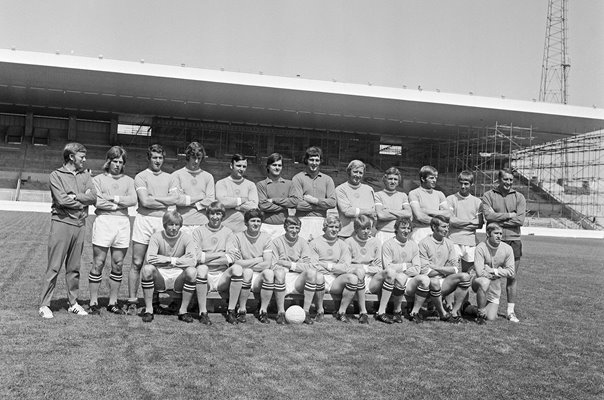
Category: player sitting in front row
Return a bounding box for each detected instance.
[471,222,515,324]
[227,209,275,324]
[310,215,368,324]
[419,215,471,323]
[345,215,388,324]
[382,217,429,323]
[192,201,239,325]
[271,216,319,325]
[140,210,197,323]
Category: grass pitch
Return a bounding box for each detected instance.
[0,211,602,400]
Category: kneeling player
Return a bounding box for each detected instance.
[227,209,274,323]
[419,215,472,323]
[471,222,515,324]
[140,211,197,323]
[310,215,367,323]
[192,201,239,324]
[271,216,319,324]
[382,217,430,323]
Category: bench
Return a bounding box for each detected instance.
[158,291,380,314]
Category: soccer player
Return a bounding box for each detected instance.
[335,160,377,239]
[381,217,430,323]
[215,154,258,233]
[270,216,320,324]
[257,153,295,240]
[471,222,516,324]
[347,215,399,324]
[127,144,177,315]
[446,170,484,272]
[375,167,413,244]
[170,142,215,234]
[408,165,451,244]
[139,210,197,323]
[39,142,97,318]
[88,146,137,315]
[192,201,239,325]
[291,146,336,241]
[418,215,472,323]
[481,168,526,323]
[227,209,274,323]
[310,215,368,323]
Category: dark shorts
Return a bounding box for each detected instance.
[504,240,522,261]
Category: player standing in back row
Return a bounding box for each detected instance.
[291,146,336,241]
[127,144,177,315]
[88,146,137,315]
[408,165,451,244]
[446,170,483,273]
[170,142,215,234]
[257,153,295,240]
[216,154,258,233]
[481,169,526,323]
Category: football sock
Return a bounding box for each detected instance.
[196,277,208,313]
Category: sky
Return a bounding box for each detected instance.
[1,0,602,108]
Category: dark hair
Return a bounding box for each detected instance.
[102,146,127,173]
[303,146,322,165]
[498,168,513,180]
[63,142,87,163]
[185,142,206,161]
[430,215,450,230]
[266,153,283,172]
[244,209,264,224]
[147,144,165,159]
[394,216,413,232]
[231,153,247,164]
[419,165,438,181]
[283,216,301,228]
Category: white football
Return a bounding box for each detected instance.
[285,305,306,324]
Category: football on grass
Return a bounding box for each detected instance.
[285,305,305,324]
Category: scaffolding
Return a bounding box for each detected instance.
[514,130,604,229]
[412,123,604,230]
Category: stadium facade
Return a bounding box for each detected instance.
[1,49,603,228]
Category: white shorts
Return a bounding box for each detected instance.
[180,225,202,236]
[411,227,432,244]
[324,274,336,293]
[132,214,164,245]
[284,272,302,295]
[261,224,286,241]
[207,271,226,292]
[374,231,395,245]
[250,271,263,290]
[454,244,476,263]
[92,215,131,248]
[486,279,503,305]
[298,216,325,241]
[157,268,184,292]
[365,276,376,294]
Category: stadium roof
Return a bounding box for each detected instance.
[1,49,603,143]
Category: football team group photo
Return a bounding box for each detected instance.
[40,141,527,328]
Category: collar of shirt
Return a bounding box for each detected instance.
[492,187,516,196]
[265,177,286,185]
[303,171,323,179]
